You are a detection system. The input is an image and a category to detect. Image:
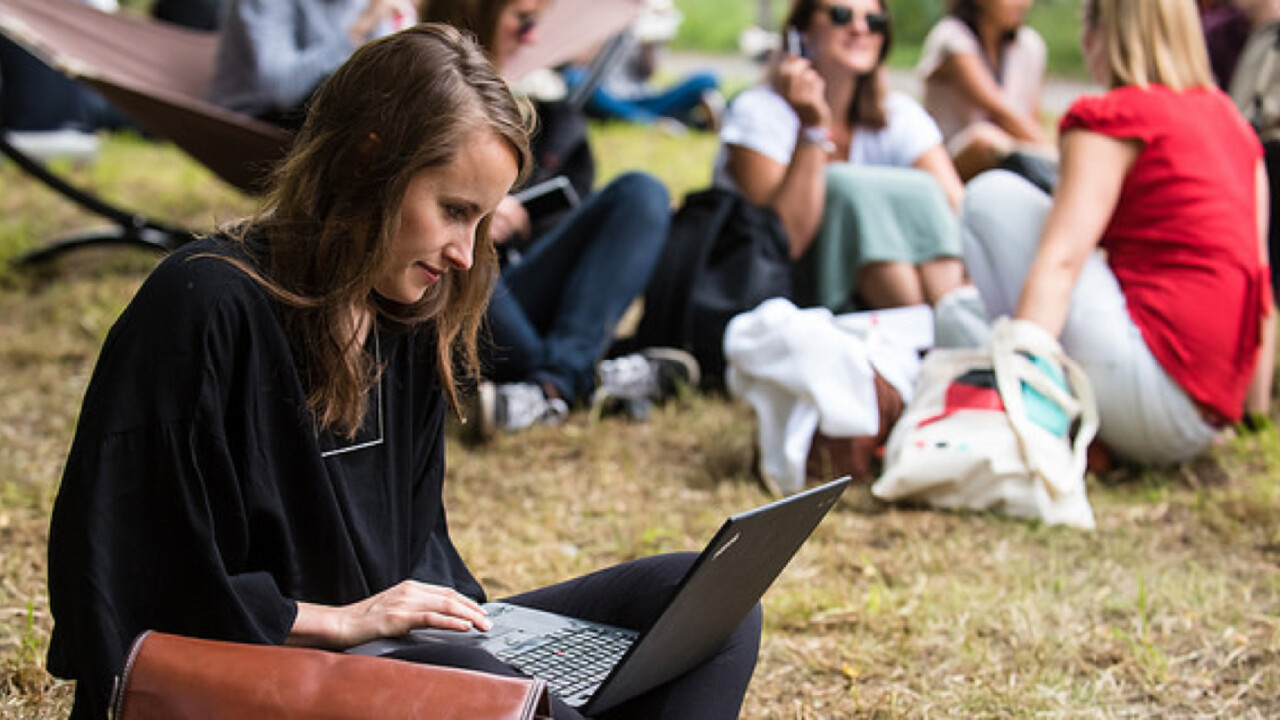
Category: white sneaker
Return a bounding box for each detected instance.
[6,129,100,164]
[593,348,700,420]
[933,285,992,349]
[466,381,569,442]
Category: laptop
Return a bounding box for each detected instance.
[349,476,851,714]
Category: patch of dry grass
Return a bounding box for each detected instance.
[2,130,1279,718]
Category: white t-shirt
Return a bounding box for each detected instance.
[712,85,943,191]
[916,16,1046,142]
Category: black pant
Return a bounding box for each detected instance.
[151,0,224,31]
[387,553,762,719]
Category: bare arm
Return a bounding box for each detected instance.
[1014,130,1139,334]
[1248,159,1275,415]
[725,55,831,259]
[288,580,491,650]
[726,142,828,259]
[936,52,1045,144]
[912,143,965,212]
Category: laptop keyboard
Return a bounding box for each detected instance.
[492,622,635,703]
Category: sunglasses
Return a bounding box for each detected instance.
[821,4,890,34]
[516,12,538,37]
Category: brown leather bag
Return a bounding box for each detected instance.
[806,369,905,482]
[111,631,553,720]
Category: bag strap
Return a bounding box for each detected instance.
[989,317,1099,498]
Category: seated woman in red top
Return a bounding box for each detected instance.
[960,0,1273,465]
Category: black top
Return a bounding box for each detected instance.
[47,235,482,719]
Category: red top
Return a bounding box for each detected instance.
[1061,85,1268,422]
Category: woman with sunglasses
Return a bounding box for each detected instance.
[961,0,1273,465]
[715,0,966,315]
[918,0,1057,183]
[209,0,417,128]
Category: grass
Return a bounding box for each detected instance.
[2,120,1280,719]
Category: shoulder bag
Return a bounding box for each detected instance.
[635,187,792,387]
[111,630,553,720]
[871,317,1099,529]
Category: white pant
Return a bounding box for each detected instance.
[960,171,1216,465]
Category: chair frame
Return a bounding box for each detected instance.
[0,0,642,267]
[1,132,197,265]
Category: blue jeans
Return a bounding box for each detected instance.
[484,172,671,405]
[565,67,719,126]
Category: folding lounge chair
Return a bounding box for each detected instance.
[0,0,642,266]
[0,0,289,264]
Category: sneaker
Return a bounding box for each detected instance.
[7,129,100,164]
[692,88,726,132]
[465,381,569,442]
[593,348,700,420]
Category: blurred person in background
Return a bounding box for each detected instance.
[917,0,1058,185]
[715,0,966,314]
[1200,0,1251,88]
[0,0,133,160]
[562,0,724,132]
[420,0,699,438]
[209,0,418,128]
[151,0,225,30]
[1229,0,1280,314]
[961,0,1273,466]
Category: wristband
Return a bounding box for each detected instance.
[799,125,836,154]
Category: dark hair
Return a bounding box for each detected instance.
[948,0,1019,52]
[419,0,509,61]
[234,23,533,437]
[784,0,894,129]
[947,0,981,27]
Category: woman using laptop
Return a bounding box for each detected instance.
[46,24,760,720]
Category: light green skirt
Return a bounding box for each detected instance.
[792,164,960,313]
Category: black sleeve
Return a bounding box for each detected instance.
[407,336,485,602]
[46,244,297,719]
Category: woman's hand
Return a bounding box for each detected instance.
[288,580,492,650]
[488,195,532,245]
[770,54,831,130]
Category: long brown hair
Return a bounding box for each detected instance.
[235,24,533,437]
[785,0,894,129]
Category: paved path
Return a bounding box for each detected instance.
[665,50,1101,117]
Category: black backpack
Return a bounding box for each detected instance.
[634,188,792,387]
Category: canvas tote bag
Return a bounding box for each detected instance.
[111,630,553,720]
[871,317,1099,529]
